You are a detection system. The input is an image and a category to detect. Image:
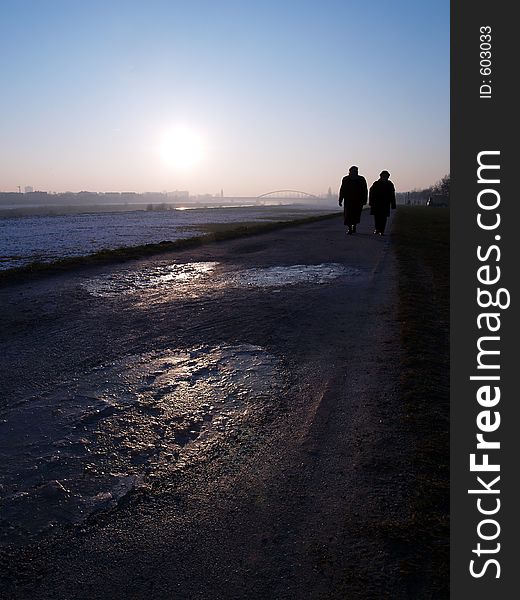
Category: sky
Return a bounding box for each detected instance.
[0,0,449,196]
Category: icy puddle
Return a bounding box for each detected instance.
[81,261,219,297]
[81,262,360,299]
[229,263,361,288]
[0,344,281,545]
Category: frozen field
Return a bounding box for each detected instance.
[0,205,337,270]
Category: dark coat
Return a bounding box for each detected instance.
[339,175,368,225]
[369,179,396,217]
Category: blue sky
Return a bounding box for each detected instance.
[0,0,449,195]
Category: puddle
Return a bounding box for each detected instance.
[229,263,360,288]
[81,261,219,297]
[81,262,360,299]
[0,344,281,545]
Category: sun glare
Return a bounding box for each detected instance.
[159,125,206,169]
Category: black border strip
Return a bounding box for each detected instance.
[451,1,518,595]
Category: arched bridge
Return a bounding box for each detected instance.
[256,190,321,200]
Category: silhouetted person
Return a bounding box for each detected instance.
[338,165,367,235]
[369,170,396,235]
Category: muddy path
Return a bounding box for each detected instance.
[0,212,413,599]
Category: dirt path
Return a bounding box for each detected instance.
[1,211,415,599]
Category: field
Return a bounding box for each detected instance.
[0,204,338,272]
[393,206,449,594]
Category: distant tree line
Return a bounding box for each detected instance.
[397,174,450,205]
[431,174,450,196]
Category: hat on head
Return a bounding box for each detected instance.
[380,170,390,177]
[349,165,359,172]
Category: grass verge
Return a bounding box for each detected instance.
[393,206,449,596]
[0,212,340,285]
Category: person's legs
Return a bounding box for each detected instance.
[345,213,353,234]
[344,210,351,234]
[379,216,388,234]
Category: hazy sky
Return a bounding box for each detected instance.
[0,0,449,195]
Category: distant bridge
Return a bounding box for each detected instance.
[256,190,322,200]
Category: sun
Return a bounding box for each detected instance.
[159,125,206,169]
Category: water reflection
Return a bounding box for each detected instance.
[81,261,219,297]
[229,263,361,288]
[81,261,361,299]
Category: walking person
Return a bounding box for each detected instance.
[369,170,396,235]
[338,165,368,235]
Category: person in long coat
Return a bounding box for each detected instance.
[338,165,368,235]
[369,170,396,235]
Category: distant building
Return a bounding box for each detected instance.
[167,190,189,200]
[24,186,33,193]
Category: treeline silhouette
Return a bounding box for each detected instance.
[397,174,450,205]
